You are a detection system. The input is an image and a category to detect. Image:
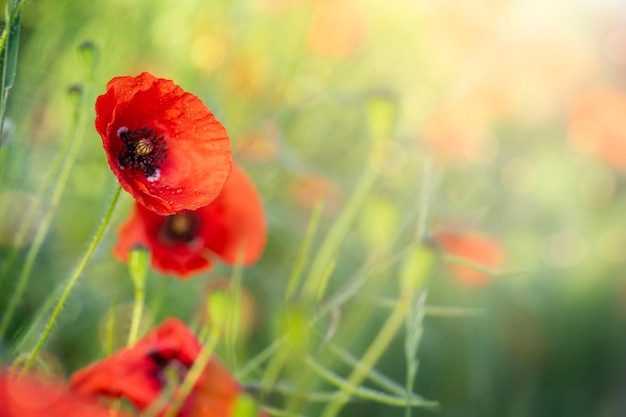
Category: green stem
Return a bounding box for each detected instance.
[326,342,409,397]
[163,323,220,417]
[286,197,325,299]
[20,185,122,374]
[306,356,436,408]
[225,257,244,369]
[320,298,408,417]
[127,281,145,346]
[0,0,26,56]
[404,292,427,417]
[0,0,27,142]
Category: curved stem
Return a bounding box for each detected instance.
[320,299,408,417]
[20,185,122,374]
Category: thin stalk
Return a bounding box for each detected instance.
[404,292,427,417]
[127,247,149,346]
[237,248,410,380]
[302,162,380,300]
[286,197,325,298]
[326,342,409,397]
[259,345,289,399]
[225,256,244,370]
[319,298,409,417]
[260,406,309,417]
[404,159,433,417]
[0,0,27,55]
[20,185,122,374]
[163,323,220,417]
[236,337,282,379]
[127,281,145,346]
[306,356,437,408]
[0,0,25,136]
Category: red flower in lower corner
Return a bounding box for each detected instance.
[70,318,268,417]
[114,163,266,278]
[96,72,232,215]
[0,371,130,417]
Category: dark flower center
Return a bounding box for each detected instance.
[147,350,188,388]
[160,212,200,244]
[117,126,167,180]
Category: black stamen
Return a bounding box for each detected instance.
[117,127,167,178]
[160,212,201,245]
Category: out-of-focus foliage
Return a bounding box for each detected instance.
[2,0,626,416]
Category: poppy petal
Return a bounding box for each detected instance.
[0,371,128,417]
[70,318,267,417]
[114,204,214,278]
[96,72,232,215]
[198,163,267,266]
[113,163,266,278]
[71,318,201,409]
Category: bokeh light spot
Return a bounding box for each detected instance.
[501,158,536,195]
[541,230,587,267]
[578,165,615,208]
[191,34,227,73]
[598,227,626,263]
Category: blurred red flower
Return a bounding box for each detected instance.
[96,72,232,215]
[430,230,503,287]
[0,371,128,417]
[70,318,268,417]
[568,87,626,170]
[114,163,266,278]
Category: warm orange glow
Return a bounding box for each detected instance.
[307,0,364,59]
[569,87,626,170]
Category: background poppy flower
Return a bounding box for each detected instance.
[114,163,266,278]
[430,230,504,287]
[568,87,626,171]
[0,371,129,417]
[96,72,232,215]
[70,318,268,417]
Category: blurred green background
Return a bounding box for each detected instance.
[2,0,626,416]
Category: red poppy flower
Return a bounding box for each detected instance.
[70,318,268,417]
[113,163,266,278]
[96,72,232,215]
[0,371,129,417]
[430,230,504,287]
